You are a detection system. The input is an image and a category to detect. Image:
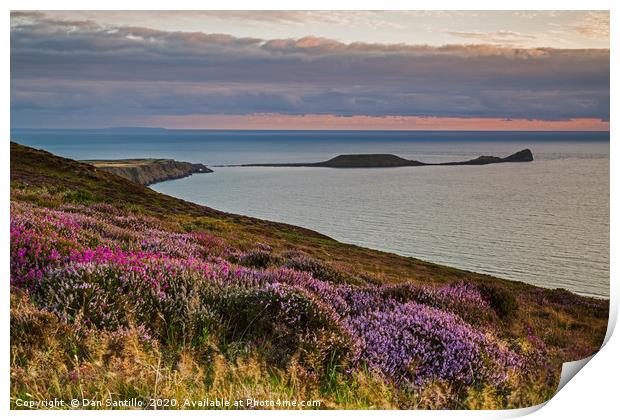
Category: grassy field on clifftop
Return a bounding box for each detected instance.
[10,142,608,409]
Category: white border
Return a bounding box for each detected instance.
[1,0,615,11]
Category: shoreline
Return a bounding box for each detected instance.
[15,142,609,300]
[152,183,610,301]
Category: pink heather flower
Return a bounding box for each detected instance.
[9,201,534,390]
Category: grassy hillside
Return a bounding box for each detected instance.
[10,142,608,409]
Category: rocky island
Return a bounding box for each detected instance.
[234,149,533,168]
[82,158,212,186]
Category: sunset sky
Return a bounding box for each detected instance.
[10,11,610,130]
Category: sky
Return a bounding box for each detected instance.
[10,11,610,130]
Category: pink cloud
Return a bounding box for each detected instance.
[147,114,609,131]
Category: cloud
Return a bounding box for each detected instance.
[566,11,610,40]
[445,30,536,45]
[19,10,413,30]
[10,12,610,126]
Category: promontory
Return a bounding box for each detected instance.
[82,158,212,186]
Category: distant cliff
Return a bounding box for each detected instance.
[236,149,534,168]
[83,158,212,186]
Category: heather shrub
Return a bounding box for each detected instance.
[281,251,353,284]
[349,302,521,388]
[255,242,273,252]
[33,263,133,332]
[193,231,227,258]
[212,284,357,376]
[139,264,220,347]
[24,245,223,344]
[10,200,552,406]
[234,249,276,268]
[537,288,608,320]
[381,282,496,325]
[11,207,82,288]
[477,283,519,320]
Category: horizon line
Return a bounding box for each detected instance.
[10,127,611,133]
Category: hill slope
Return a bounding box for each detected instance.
[10,142,607,409]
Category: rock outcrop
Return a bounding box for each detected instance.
[83,159,212,186]
[440,149,534,165]
[237,149,534,168]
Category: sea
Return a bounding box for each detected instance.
[10,129,610,298]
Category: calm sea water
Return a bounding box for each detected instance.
[11,129,610,298]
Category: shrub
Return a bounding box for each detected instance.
[34,263,131,332]
[63,189,94,204]
[477,283,519,320]
[212,284,357,376]
[381,281,496,325]
[30,252,221,348]
[234,249,275,269]
[349,302,521,387]
[9,200,535,397]
[281,251,351,284]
